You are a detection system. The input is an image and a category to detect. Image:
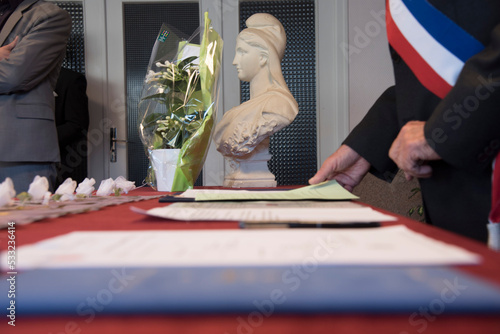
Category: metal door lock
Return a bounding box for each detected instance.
[110,127,128,163]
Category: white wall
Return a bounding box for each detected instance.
[348,0,394,130]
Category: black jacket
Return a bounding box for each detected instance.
[344,0,500,242]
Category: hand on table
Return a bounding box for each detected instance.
[389,121,441,180]
[309,144,371,192]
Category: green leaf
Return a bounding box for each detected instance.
[141,92,169,101]
[408,187,421,199]
[170,97,185,111]
[159,77,174,90]
[175,80,189,93]
[417,206,424,216]
[17,192,32,203]
[178,56,198,70]
[153,133,164,149]
[143,113,164,127]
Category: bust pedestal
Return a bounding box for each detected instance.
[223,138,277,188]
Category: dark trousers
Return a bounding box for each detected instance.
[0,162,57,193]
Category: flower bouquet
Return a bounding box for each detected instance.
[138,12,223,191]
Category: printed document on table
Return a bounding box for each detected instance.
[1,226,480,270]
[180,180,359,201]
[135,201,396,223]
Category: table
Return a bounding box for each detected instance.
[1,187,500,334]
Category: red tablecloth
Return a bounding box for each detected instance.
[1,186,500,334]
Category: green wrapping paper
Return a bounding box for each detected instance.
[172,13,223,191]
[138,13,223,191]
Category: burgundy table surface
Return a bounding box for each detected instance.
[1,186,500,334]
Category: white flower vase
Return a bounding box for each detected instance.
[150,149,181,191]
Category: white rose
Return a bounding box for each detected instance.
[76,178,96,197]
[96,178,115,196]
[28,176,50,201]
[55,178,77,196]
[0,177,15,207]
[114,176,136,194]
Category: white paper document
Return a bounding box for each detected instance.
[2,226,480,270]
[135,201,397,223]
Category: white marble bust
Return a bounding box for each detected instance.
[213,13,298,187]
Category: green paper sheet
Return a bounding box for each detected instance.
[194,180,359,201]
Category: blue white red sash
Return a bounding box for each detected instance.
[386,0,485,98]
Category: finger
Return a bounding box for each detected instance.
[405,164,433,179]
[404,172,413,181]
[7,36,19,50]
[332,177,355,192]
[414,164,433,178]
[343,184,354,192]
[388,141,399,162]
[334,175,356,192]
[391,148,423,176]
[308,171,325,184]
[309,170,335,184]
[309,159,337,184]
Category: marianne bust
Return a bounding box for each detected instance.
[213,13,298,187]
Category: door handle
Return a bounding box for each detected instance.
[110,127,128,163]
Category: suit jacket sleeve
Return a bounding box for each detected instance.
[343,86,400,182]
[424,23,500,173]
[0,5,71,94]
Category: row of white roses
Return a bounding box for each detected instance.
[0,175,136,207]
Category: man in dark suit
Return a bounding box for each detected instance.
[54,67,89,188]
[310,0,500,243]
[0,0,71,192]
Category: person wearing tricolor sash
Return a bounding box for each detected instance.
[310,0,500,247]
[489,154,500,249]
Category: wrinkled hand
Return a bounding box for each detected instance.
[0,36,18,61]
[309,144,370,192]
[389,121,441,180]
